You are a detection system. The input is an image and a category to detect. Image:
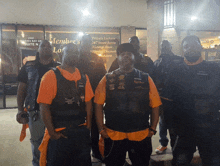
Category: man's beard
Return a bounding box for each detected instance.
[65,60,77,67]
[40,53,53,59]
[119,60,134,72]
[184,52,201,62]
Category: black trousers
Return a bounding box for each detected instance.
[46,127,92,166]
[91,107,101,159]
[104,137,152,166]
[172,126,220,166]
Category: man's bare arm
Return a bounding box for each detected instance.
[150,106,160,130]
[147,106,160,137]
[95,103,109,138]
[17,82,27,112]
[85,100,92,130]
[16,82,28,124]
[39,103,66,140]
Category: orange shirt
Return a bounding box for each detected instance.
[37,66,94,104]
[94,75,162,141]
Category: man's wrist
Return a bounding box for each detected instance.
[150,125,157,130]
[48,130,56,136]
[98,126,104,133]
[149,126,157,135]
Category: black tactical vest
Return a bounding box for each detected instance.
[25,61,60,111]
[172,61,220,131]
[104,68,151,132]
[153,54,184,93]
[50,68,87,129]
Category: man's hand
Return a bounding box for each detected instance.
[49,132,67,140]
[16,110,29,124]
[147,130,155,137]
[100,129,109,139]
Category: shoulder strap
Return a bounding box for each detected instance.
[139,70,149,83]
[78,69,87,85]
[77,69,86,98]
[52,68,63,82]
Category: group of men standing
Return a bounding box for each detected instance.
[16,34,219,166]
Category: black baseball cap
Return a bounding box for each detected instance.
[117,43,135,56]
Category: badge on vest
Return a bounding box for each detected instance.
[135,86,146,90]
[65,97,76,104]
[109,78,115,83]
[108,74,116,84]
[78,82,85,88]
[134,78,144,84]
[109,84,115,90]
[80,95,85,102]
[118,75,125,90]
[197,71,208,76]
[119,75,125,80]
[118,82,125,90]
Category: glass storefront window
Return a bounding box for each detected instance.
[45,26,120,70]
[17,25,44,65]
[180,31,220,61]
[136,29,147,55]
[2,25,17,108]
[188,31,220,61]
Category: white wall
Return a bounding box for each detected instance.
[0,0,148,28]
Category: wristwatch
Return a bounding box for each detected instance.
[149,127,157,135]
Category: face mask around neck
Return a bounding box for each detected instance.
[184,52,201,63]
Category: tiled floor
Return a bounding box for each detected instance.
[0,109,200,166]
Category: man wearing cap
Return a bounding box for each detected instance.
[37,43,94,166]
[109,36,154,77]
[95,43,161,166]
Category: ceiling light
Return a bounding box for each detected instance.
[78,32,84,37]
[82,9,90,16]
[21,41,26,45]
[191,16,198,21]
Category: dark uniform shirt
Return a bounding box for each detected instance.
[77,52,106,92]
[108,53,155,76]
[18,60,59,110]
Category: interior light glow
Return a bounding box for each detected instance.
[82,9,90,16]
[78,32,84,37]
[21,31,25,38]
[21,41,26,45]
[191,16,198,21]
[98,54,102,57]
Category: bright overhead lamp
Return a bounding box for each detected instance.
[21,41,26,45]
[82,9,90,16]
[191,16,198,21]
[78,32,84,37]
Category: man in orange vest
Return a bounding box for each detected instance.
[95,43,161,166]
[37,43,94,166]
